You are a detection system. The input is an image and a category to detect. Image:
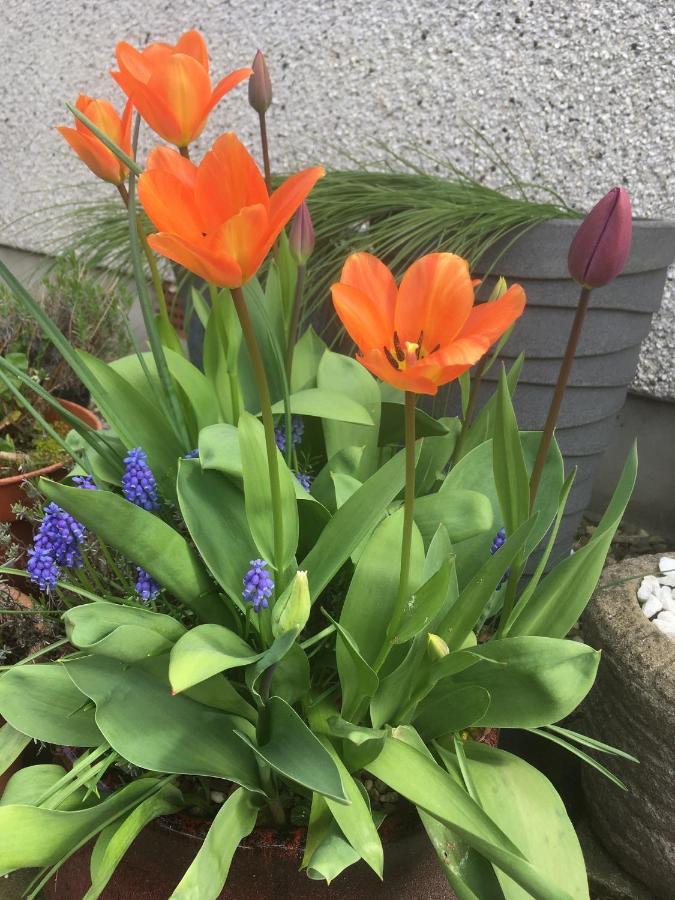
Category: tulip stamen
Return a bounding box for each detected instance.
[392,331,405,362]
[384,346,400,371]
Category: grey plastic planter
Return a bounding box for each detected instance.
[471,217,675,555]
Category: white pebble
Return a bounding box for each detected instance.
[642,596,663,618]
[657,610,675,626]
[658,557,675,574]
[637,577,659,602]
[662,591,675,614]
[654,614,675,638]
[658,574,675,588]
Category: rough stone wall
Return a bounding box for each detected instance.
[1,0,673,396]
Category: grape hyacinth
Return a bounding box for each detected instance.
[183,449,200,459]
[27,502,87,590]
[135,567,160,602]
[242,559,274,612]
[73,474,97,490]
[295,470,312,491]
[122,448,160,511]
[490,527,510,590]
[274,416,304,453]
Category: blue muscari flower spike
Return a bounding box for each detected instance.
[274,416,304,453]
[135,567,160,602]
[27,502,88,590]
[122,447,160,511]
[183,449,200,459]
[73,475,97,490]
[295,470,312,491]
[242,558,274,612]
[490,527,510,590]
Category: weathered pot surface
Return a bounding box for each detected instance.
[580,552,675,898]
[0,398,101,523]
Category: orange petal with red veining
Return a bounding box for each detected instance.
[138,169,204,240]
[209,204,269,283]
[175,30,210,71]
[268,167,325,243]
[58,127,122,184]
[360,349,439,395]
[146,53,212,145]
[145,146,197,188]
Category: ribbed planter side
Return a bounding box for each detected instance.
[580,553,675,898]
[471,218,675,557]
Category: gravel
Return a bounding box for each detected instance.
[1,0,674,396]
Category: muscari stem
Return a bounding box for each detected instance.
[231,286,284,595]
[529,286,592,509]
[285,263,306,382]
[258,111,272,193]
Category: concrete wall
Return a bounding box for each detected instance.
[1,0,674,398]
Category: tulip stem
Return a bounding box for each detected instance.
[231,286,284,599]
[452,354,488,464]
[285,263,306,381]
[258,111,272,193]
[529,286,592,508]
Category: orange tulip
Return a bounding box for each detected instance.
[112,30,251,147]
[57,95,132,184]
[331,252,526,395]
[139,132,324,287]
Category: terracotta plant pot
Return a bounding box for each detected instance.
[580,553,675,898]
[0,399,101,524]
[46,808,452,900]
[46,729,498,899]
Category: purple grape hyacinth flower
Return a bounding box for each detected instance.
[490,527,510,590]
[242,558,274,612]
[183,449,200,459]
[135,567,160,602]
[274,416,304,453]
[122,448,160,511]
[295,470,312,491]
[26,502,87,589]
[73,474,97,490]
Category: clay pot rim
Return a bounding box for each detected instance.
[0,398,101,487]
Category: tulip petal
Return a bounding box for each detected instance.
[148,233,241,288]
[395,253,473,351]
[359,349,439,395]
[146,53,212,145]
[340,252,397,328]
[138,169,205,240]
[145,146,197,189]
[123,78,183,146]
[175,30,209,71]
[195,133,269,233]
[115,41,155,85]
[423,284,526,372]
[208,204,269,284]
[207,67,253,112]
[58,127,123,184]
[331,282,392,353]
[268,167,325,247]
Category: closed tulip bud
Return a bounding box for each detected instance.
[272,571,310,636]
[249,49,272,114]
[426,633,450,661]
[568,187,632,288]
[289,202,315,265]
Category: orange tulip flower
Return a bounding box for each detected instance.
[112,30,251,147]
[139,132,324,287]
[57,95,132,185]
[331,252,526,395]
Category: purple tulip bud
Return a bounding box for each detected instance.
[289,202,315,265]
[248,50,272,114]
[567,187,632,288]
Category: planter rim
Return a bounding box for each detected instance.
[0,399,101,488]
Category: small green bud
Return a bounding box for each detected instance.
[488,276,508,302]
[426,633,450,661]
[272,570,310,637]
